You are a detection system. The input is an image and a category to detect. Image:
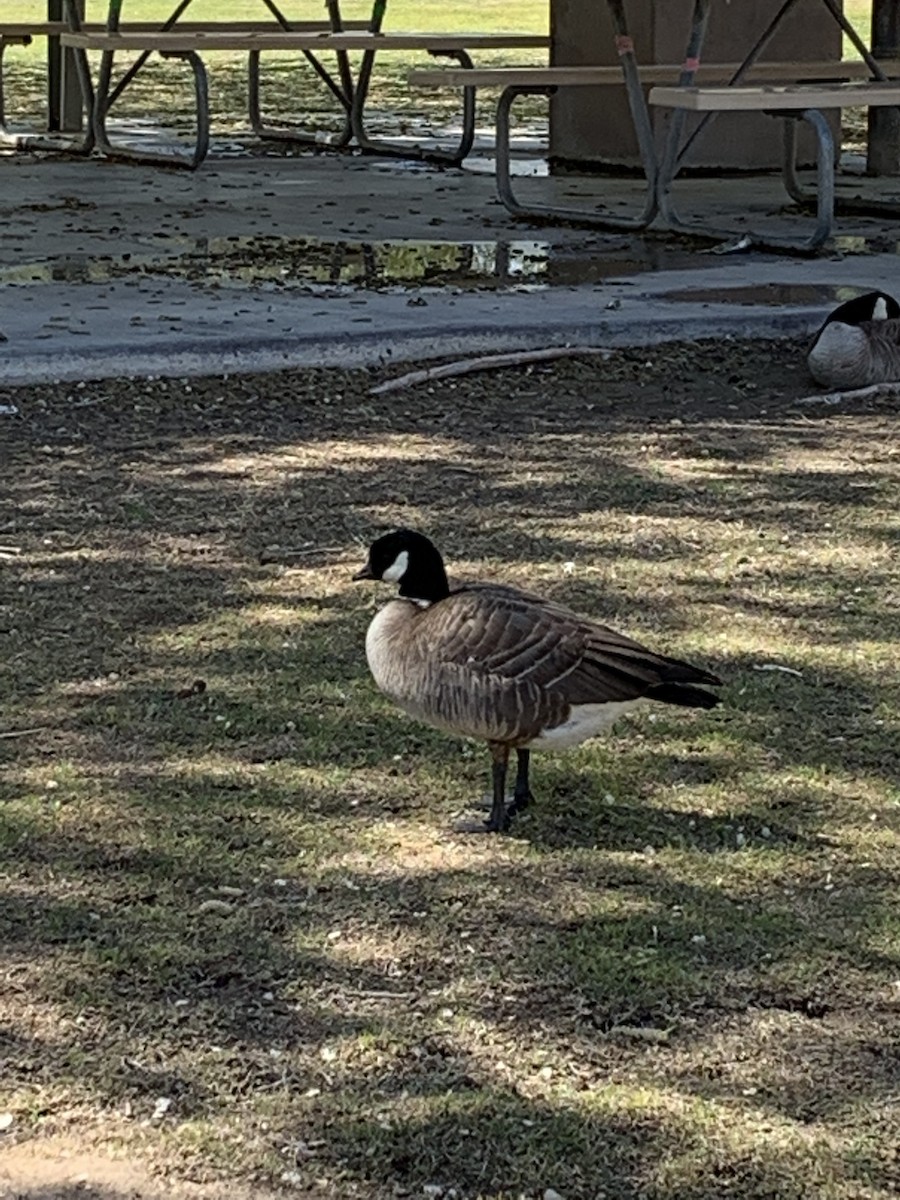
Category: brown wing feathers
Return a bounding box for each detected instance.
[421,584,720,711]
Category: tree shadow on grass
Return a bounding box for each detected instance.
[3,777,898,1195]
[1,345,898,1196]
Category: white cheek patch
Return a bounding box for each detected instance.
[381,549,409,583]
[873,296,889,320]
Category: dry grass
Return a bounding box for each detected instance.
[1,338,899,1199]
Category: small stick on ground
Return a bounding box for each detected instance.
[0,727,50,740]
[259,546,344,564]
[795,382,900,406]
[369,346,613,396]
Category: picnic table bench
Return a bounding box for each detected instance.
[409,58,886,245]
[57,28,550,168]
[649,79,900,249]
[410,0,900,254]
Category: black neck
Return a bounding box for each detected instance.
[398,553,450,605]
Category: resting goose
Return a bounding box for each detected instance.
[354,529,722,833]
[807,290,900,390]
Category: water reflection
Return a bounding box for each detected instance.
[657,283,869,306]
[0,234,701,291]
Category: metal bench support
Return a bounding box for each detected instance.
[92,47,210,168]
[352,48,477,165]
[782,108,900,220]
[492,0,658,231]
[247,47,354,149]
[657,106,835,254]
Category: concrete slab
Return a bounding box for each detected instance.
[2,150,900,384]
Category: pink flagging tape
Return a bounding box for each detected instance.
[683,56,701,71]
[615,35,634,56]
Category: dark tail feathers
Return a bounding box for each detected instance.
[646,682,721,709]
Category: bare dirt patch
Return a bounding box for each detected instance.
[1,339,899,1199]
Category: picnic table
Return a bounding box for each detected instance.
[6,0,900,256]
[43,0,547,167]
[56,0,380,164]
[649,0,900,249]
[412,0,900,253]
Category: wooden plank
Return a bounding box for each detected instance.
[60,31,550,53]
[408,60,877,89]
[1,20,372,37]
[649,81,900,111]
[1,23,67,35]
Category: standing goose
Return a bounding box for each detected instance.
[354,529,722,833]
[807,290,900,390]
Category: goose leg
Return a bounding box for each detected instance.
[453,742,511,833]
[475,747,533,818]
[485,742,512,832]
[510,748,534,814]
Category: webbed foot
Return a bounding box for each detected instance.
[452,810,511,834]
[476,790,533,816]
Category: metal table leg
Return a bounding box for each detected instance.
[248,0,357,149]
[351,47,477,165]
[654,0,711,218]
[493,0,658,230]
[660,107,835,254]
[248,47,354,148]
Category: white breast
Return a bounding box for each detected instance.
[526,700,641,750]
[365,601,405,693]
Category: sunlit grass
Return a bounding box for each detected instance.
[2,0,547,33]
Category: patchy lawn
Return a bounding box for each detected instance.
[1,338,898,1199]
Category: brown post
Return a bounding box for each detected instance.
[48,0,85,132]
[62,0,86,132]
[868,0,900,175]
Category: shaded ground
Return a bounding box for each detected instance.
[1,338,899,1199]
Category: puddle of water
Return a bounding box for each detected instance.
[832,234,900,256]
[0,234,702,291]
[657,283,869,306]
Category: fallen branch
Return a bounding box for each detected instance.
[795,381,900,406]
[259,545,344,565]
[344,989,418,1000]
[752,663,803,678]
[0,726,50,739]
[277,545,344,558]
[369,345,613,396]
[607,1024,672,1044]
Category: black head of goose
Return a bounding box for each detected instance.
[354,529,722,834]
[807,290,900,390]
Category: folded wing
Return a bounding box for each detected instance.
[402,584,720,744]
